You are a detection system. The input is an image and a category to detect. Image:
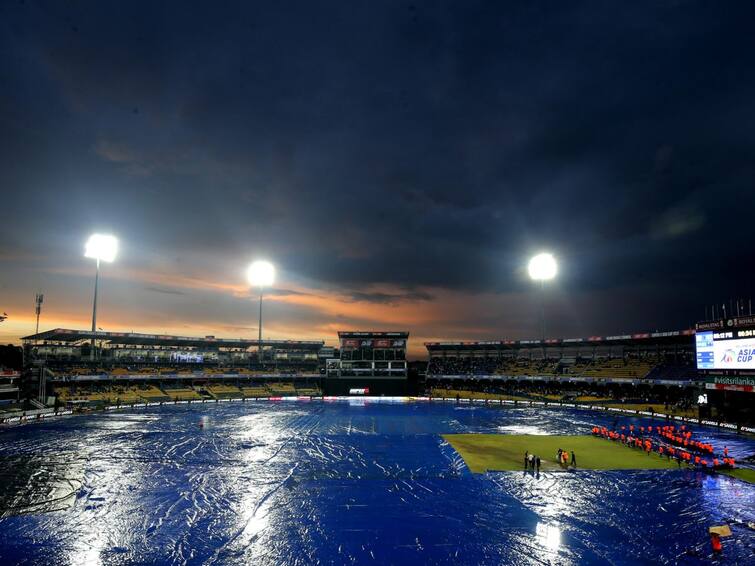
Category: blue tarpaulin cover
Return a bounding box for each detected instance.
[0,401,753,564]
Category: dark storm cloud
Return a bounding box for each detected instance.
[144,287,186,296]
[265,288,310,298]
[348,289,434,305]
[1,1,754,337]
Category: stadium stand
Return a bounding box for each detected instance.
[430,387,531,402]
[240,385,271,397]
[268,382,297,396]
[49,379,323,406]
[161,384,203,401]
[577,358,655,379]
[206,384,243,399]
[422,330,716,418]
[14,325,750,426]
[17,328,329,411]
[110,386,143,404]
[136,385,171,402]
[426,355,678,380]
[54,384,142,405]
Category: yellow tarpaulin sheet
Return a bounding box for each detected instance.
[709,525,732,537]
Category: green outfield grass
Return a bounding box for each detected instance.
[443,434,681,473]
[719,467,755,485]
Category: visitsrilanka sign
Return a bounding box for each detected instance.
[704,375,755,393]
[708,375,755,386]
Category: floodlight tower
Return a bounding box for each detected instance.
[84,234,118,361]
[528,253,557,345]
[247,260,275,361]
[34,293,44,334]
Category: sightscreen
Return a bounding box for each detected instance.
[695,327,755,370]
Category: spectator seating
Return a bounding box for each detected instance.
[135,385,171,402]
[162,384,203,400]
[268,382,296,395]
[53,379,322,407]
[241,386,270,397]
[427,356,675,381]
[579,358,654,379]
[295,386,321,396]
[206,384,242,399]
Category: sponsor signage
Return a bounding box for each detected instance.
[650,331,680,338]
[697,316,755,331]
[733,315,755,327]
[705,382,754,393]
[708,375,755,386]
[697,320,723,331]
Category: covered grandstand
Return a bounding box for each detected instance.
[11,325,753,426]
[21,328,328,407]
[426,329,708,422]
[425,329,697,382]
[425,325,754,426]
[22,328,325,367]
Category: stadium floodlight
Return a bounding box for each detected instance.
[528,252,557,347]
[85,234,118,361]
[84,234,118,263]
[247,260,275,288]
[247,260,276,358]
[528,252,557,281]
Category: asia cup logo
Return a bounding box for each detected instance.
[720,349,735,364]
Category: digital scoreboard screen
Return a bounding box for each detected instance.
[695,327,755,370]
